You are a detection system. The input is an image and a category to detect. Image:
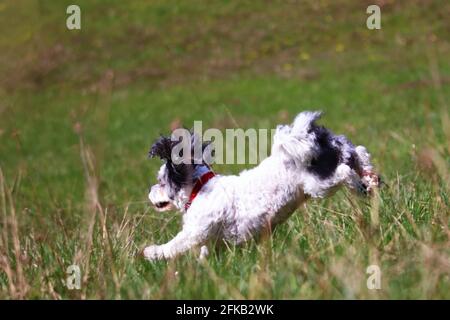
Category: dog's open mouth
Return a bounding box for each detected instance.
[155,201,171,211]
[155,201,170,209]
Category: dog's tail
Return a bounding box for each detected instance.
[291,111,322,138]
[272,111,322,165]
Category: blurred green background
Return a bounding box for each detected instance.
[0,0,448,299]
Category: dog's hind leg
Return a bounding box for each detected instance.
[355,146,380,192]
[355,146,373,172]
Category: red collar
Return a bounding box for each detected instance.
[185,171,216,210]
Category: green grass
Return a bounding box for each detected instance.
[0,0,449,299]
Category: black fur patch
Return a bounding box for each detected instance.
[307,125,341,179]
[149,131,214,190]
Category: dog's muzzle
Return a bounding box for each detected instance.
[148,184,174,211]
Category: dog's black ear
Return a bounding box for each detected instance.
[149,136,177,161]
[149,134,194,190]
[167,162,194,190]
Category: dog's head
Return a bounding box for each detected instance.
[148,131,213,212]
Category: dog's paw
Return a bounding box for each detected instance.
[354,171,381,196]
[143,245,164,261]
[361,171,380,194]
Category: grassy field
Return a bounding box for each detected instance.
[0,0,449,299]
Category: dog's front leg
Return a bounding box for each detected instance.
[143,229,207,261]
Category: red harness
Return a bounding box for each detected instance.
[185,171,216,210]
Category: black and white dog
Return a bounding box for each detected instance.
[143,111,379,261]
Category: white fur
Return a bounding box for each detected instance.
[143,111,379,261]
